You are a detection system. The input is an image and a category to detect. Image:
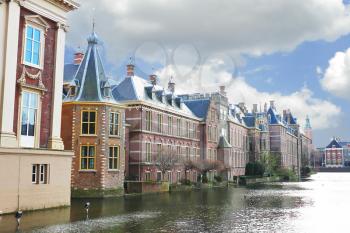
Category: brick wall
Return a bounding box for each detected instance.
[14,8,56,148]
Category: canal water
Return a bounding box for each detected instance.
[1,173,349,233]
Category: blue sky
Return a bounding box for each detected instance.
[66,0,350,147]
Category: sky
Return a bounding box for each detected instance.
[65,0,350,147]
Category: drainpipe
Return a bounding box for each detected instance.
[139,107,142,181]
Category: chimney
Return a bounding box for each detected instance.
[126,64,135,77]
[74,52,84,65]
[219,85,226,96]
[270,100,275,109]
[264,102,267,112]
[149,74,157,85]
[253,104,258,113]
[168,77,175,93]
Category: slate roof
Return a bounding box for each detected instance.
[326,139,342,149]
[112,75,200,119]
[267,107,282,125]
[183,99,211,119]
[63,32,117,103]
[63,63,79,84]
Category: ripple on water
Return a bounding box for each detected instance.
[28,211,160,233]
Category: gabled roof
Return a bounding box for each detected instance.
[326,139,342,149]
[243,116,255,128]
[267,107,282,125]
[63,32,117,103]
[183,99,211,119]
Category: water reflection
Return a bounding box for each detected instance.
[0,173,349,232]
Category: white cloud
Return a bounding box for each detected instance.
[68,0,350,65]
[321,48,350,100]
[156,61,341,130]
[316,66,323,75]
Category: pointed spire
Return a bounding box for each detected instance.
[305,115,312,129]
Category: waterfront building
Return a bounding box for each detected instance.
[112,66,201,183]
[0,0,78,214]
[267,101,299,169]
[62,32,126,196]
[240,103,270,163]
[324,138,350,167]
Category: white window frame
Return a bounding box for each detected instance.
[109,111,120,136]
[22,16,49,69]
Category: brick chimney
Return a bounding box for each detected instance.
[219,85,226,96]
[253,104,258,113]
[126,64,135,77]
[74,52,84,65]
[168,77,175,93]
[149,74,157,85]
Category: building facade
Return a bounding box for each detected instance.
[0,0,78,214]
[112,67,201,184]
[324,138,350,167]
[62,32,126,195]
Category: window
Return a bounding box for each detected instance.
[145,172,151,181]
[186,121,190,138]
[157,114,163,133]
[109,146,120,170]
[32,164,48,184]
[80,145,95,170]
[146,111,152,131]
[21,91,39,148]
[167,171,173,184]
[177,119,181,136]
[109,112,120,136]
[157,171,162,181]
[157,144,162,159]
[186,147,190,160]
[168,116,172,135]
[39,164,47,184]
[70,86,76,96]
[32,165,37,184]
[177,146,181,160]
[146,143,152,162]
[177,171,181,183]
[24,25,42,66]
[81,111,96,135]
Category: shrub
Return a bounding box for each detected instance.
[214,175,222,183]
[202,175,209,183]
[180,179,191,186]
[276,168,297,181]
[301,166,311,177]
[245,162,265,176]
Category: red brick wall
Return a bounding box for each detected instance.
[14,8,56,148]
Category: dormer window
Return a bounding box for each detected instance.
[104,86,111,97]
[70,85,76,97]
[23,15,49,69]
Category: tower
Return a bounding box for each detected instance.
[304,115,313,141]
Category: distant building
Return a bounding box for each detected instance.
[324,138,350,167]
[62,32,126,195]
[0,0,78,214]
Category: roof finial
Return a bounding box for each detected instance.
[92,8,96,33]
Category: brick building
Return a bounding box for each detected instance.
[324,138,350,167]
[62,32,126,195]
[0,0,78,214]
[112,67,201,183]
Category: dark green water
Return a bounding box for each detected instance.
[1,173,349,233]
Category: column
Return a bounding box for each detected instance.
[48,23,66,150]
[0,0,21,147]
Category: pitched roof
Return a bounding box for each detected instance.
[267,107,282,125]
[112,75,200,119]
[326,139,342,149]
[63,63,79,84]
[63,32,117,103]
[183,99,211,119]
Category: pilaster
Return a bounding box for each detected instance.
[48,23,67,150]
[0,0,21,147]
